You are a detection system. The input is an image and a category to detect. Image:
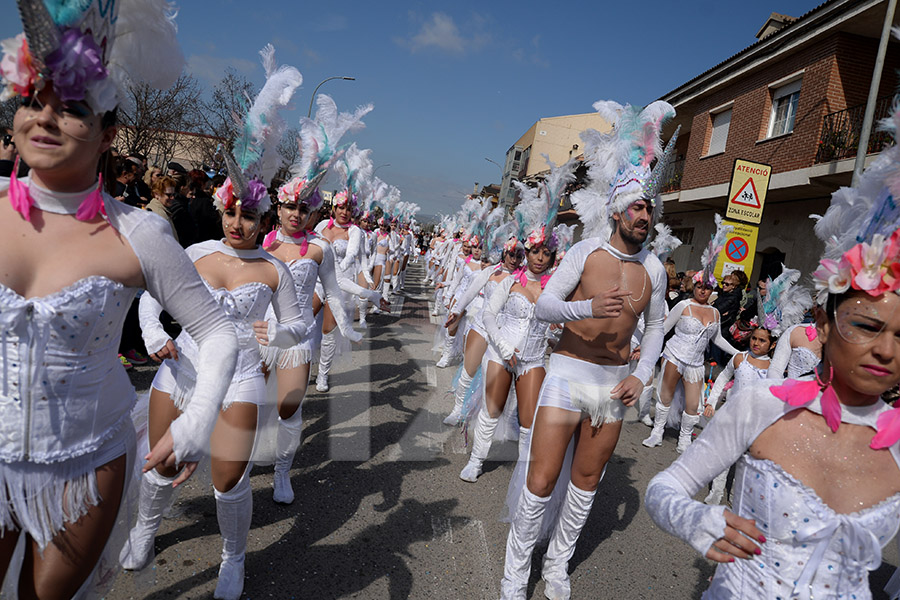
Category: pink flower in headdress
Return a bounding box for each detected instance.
[526,226,547,249]
[812,256,852,304]
[277,177,304,204]
[333,189,351,207]
[242,179,268,210]
[844,232,900,296]
[0,34,38,100]
[763,312,779,331]
[45,29,108,103]
[213,178,235,210]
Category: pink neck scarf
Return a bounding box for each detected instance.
[513,266,550,289]
[10,161,106,222]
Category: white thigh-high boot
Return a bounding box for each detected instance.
[637,386,654,427]
[432,285,442,315]
[435,335,455,368]
[542,482,597,600]
[273,408,303,504]
[399,268,407,289]
[119,469,176,570]
[501,488,551,600]
[676,412,700,454]
[642,402,670,448]
[459,410,499,482]
[704,470,728,505]
[357,296,368,329]
[316,330,337,392]
[214,475,252,600]
[444,368,474,426]
[517,426,531,465]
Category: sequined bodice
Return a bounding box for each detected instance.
[734,357,767,390]
[286,258,318,309]
[788,346,820,379]
[499,292,550,362]
[332,238,349,263]
[667,304,719,366]
[711,455,900,600]
[0,276,136,461]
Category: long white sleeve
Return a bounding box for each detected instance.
[454,266,496,314]
[339,226,362,273]
[138,292,170,356]
[632,259,667,384]
[316,241,363,342]
[534,240,597,323]
[446,262,468,303]
[118,211,237,465]
[706,354,738,410]
[767,324,796,379]
[712,325,741,357]
[663,299,691,335]
[266,259,311,349]
[482,276,516,360]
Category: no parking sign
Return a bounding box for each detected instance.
[714,219,759,283]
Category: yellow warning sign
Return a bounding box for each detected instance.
[714,219,759,283]
[726,159,771,225]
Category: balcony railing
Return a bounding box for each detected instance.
[815,95,894,164]
[660,158,685,193]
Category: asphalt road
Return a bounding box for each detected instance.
[107,261,898,599]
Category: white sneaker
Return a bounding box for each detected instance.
[315,373,329,392]
[459,459,483,482]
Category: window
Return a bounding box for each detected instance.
[768,79,801,137]
[514,150,522,161]
[706,108,731,155]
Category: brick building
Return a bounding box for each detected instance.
[657,0,899,282]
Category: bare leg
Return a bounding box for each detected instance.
[22,455,127,600]
[514,367,545,429]
[462,330,487,378]
[526,407,582,497]
[0,528,21,589]
[147,387,182,478]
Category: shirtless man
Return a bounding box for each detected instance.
[500,197,667,599]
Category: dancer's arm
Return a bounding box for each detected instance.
[704,355,738,414]
[138,291,172,356]
[646,384,770,560]
[340,226,362,273]
[317,242,364,342]
[631,265,668,385]
[663,299,689,335]
[453,267,494,314]
[264,259,314,348]
[534,241,594,322]
[767,324,794,379]
[712,312,741,356]
[482,276,516,360]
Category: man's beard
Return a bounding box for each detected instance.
[620,220,649,246]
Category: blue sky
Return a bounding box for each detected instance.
[1,0,823,218]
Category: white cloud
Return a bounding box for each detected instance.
[398,12,487,55]
[187,54,257,86]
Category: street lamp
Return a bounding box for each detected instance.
[308,76,356,117]
[484,157,503,174]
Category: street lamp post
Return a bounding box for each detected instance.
[484,157,503,175]
[308,76,356,117]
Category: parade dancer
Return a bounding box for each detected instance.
[314,146,388,392]
[500,101,675,599]
[121,46,306,600]
[259,94,369,504]
[442,215,522,425]
[0,4,239,597]
[642,215,740,453]
[645,99,900,599]
[765,269,820,379]
[460,159,577,484]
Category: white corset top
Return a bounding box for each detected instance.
[718,454,900,600]
[0,277,136,462]
[734,357,767,389]
[332,238,348,264]
[666,303,719,367]
[788,346,820,379]
[499,292,550,363]
[176,281,273,381]
[287,258,318,311]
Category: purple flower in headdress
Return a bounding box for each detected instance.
[45,29,108,103]
[243,179,269,210]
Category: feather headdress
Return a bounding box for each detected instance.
[649,223,682,260]
[462,197,491,247]
[694,214,733,287]
[2,0,184,114]
[755,266,814,338]
[811,91,900,304]
[514,155,578,251]
[214,45,302,214]
[571,100,677,242]
[554,223,577,260]
[331,143,373,213]
[279,95,371,211]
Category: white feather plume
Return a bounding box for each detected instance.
[295,94,372,181]
[649,223,682,259]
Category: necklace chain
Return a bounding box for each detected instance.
[619,259,647,317]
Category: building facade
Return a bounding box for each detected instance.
[658,0,898,283]
[496,112,611,210]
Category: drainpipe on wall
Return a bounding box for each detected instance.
[852,0,898,186]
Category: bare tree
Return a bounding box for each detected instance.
[193,68,256,171]
[116,73,210,167]
[271,126,301,188]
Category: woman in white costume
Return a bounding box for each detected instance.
[459,159,577,483]
[261,179,361,504]
[120,46,307,600]
[643,215,740,453]
[646,103,900,599]
[0,3,237,598]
